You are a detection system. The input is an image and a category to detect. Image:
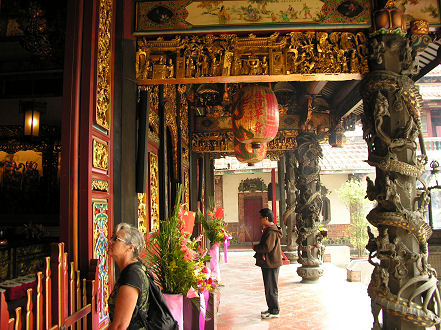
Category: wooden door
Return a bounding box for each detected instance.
[244,197,263,242]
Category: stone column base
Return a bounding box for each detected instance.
[297,265,324,282]
[283,250,298,263]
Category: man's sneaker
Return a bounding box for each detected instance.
[261,310,269,315]
[261,311,280,319]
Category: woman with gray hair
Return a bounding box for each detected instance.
[108,222,149,329]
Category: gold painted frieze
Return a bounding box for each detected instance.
[136,31,368,84]
[191,130,299,153]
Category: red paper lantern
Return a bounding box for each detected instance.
[232,85,279,149]
[234,138,267,164]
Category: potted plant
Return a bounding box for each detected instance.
[197,199,232,282]
[143,184,213,329]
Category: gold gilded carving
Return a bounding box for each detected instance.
[150,152,160,232]
[267,150,284,161]
[192,130,299,153]
[138,85,159,112]
[136,32,368,82]
[192,132,234,153]
[195,113,330,132]
[92,179,109,192]
[140,85,160,145]
[152,56,168,79]
[164,85,178,175]
[148,111,160,145]
[184,171,189,206]
[268,130,298,150]
[137,193,148,234]
[178,85,189,165]
[93,139,109,170]
[96,0,113,130]
[149,85,159,110]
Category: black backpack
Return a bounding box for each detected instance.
[136,268,179,330]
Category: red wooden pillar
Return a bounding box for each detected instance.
[271,168,277,223]
[60,0,84,272]
[60,0,115,327]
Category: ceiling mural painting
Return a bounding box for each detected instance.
[135,0,371,34]
[395,0,441,25]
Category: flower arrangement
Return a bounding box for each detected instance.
[197,200,231,245]
[143,184,215,296]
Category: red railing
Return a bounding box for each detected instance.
[0,242,99,330]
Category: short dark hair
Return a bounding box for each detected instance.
[259,208,274,222]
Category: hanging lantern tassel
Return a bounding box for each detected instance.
[232,85,279,149]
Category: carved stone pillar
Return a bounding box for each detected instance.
[294,132,325,281]
[361,12,440,329]
[282,151,298,261]
[278,156,287,245]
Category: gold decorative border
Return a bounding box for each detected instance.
[95,0,113,130]
[93,139,109,170]
[150,152,160,232]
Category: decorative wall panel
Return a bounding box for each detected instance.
[92,179,109,192]
[137,193,148,234]
[149,152,160,232]
[92,201,109,323]
[93,139,109,171]
[95,0,113,130]
[178,85,189,166]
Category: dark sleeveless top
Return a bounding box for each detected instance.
[108,262,150,329]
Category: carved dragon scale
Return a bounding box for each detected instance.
[361,29,440,328]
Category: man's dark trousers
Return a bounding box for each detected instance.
[262,267,280,314]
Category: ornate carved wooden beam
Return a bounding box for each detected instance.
[135,32,368,85]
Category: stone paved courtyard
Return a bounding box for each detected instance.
[216,250,374,330]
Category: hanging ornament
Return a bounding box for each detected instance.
[232,85,279,149]
[328,124,346,148]
[234,138,267,165]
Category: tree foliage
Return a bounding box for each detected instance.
[337,178,374,257]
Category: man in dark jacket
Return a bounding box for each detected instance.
[252,208,283,319]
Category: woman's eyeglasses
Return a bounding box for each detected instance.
[110,235,127,243]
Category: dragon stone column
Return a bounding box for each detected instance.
[283,151,298,262]
[360,10,440,329]
[294,132,325,281]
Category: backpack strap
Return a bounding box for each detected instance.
[132,263,150,329]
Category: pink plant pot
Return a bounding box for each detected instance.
[163,293,184,330]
